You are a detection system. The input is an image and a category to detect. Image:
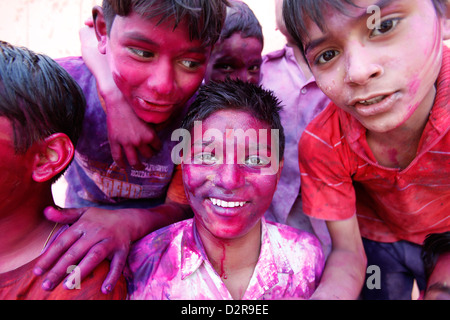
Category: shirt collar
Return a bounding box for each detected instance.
[180,220,204,280]
[179,218,293,281]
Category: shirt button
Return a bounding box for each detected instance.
[301,88,307,94]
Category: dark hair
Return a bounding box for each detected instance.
[422,232,450,278]
[102,0,229,46]
[219,0,263,46]
[283,0,449,57]
[0,41,86,181]
[182,79,285,159]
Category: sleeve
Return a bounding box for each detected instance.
[166,164,189,205]
[298,106,357,221]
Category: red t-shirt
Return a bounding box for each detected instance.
[299,46,450,244]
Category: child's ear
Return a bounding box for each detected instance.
[93,6,108,54]
[32,133,74,183]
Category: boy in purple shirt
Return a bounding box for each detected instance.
[126,79,324,300]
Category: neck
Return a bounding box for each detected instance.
[196,220,262,299]
[0,186,56,273]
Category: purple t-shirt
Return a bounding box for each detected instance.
[58,57,183,208]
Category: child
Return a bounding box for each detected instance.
[204,0,263,85]
[34,0,228,294]
[283,0,450,299]
[0,41,126,299]
[125,79,324,300]
[422,232,450,300]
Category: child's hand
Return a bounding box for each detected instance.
[105,93,162,170]
[34,206,132,295]
[79,25,162,169]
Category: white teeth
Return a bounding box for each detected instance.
[210,198,246,208]
[359,96,385,106]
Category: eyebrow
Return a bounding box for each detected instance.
[124,31,208,54]
[303,0,396,55]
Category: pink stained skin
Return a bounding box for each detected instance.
[0,117,71,273]
[181,110,282,283]
[204,32,263,85]
[98,11,212,125]
[304,0,447,137]
[0,118,38,216]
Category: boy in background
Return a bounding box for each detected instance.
[204,0,263,85]
[422,232,450,300]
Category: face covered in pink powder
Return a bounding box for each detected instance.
[303,0,450,134]
[101,12,212,125]
[204,32,263,85]
[181,110,282,241]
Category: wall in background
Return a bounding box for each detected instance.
[0,0,285,58]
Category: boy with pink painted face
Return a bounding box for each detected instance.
[33,0,228,294]
[283,0,450,299]
[126,79,324,300]
[203,0,263,85]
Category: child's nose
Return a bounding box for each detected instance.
[344,43,384,85]
[214,164,245,191]
[146,59,175,95]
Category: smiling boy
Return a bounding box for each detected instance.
[283,0,450,299]
[126,80,324,300]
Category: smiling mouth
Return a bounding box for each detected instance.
[357,95,387,106]
[137,97,174,111]
[351,92,400,117]
[210,198,247,208]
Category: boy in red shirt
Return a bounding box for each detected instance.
[283,0,450,299]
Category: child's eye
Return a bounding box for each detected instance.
[128,48,154,59]
[316,50,340,65]
[248,64,261,73]
[193,152,218,165]
[245,155,270,167]
[215,63,234,72]
[370,18,400,37]
[180,60,202,70]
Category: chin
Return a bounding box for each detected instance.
[135,110,172,125]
